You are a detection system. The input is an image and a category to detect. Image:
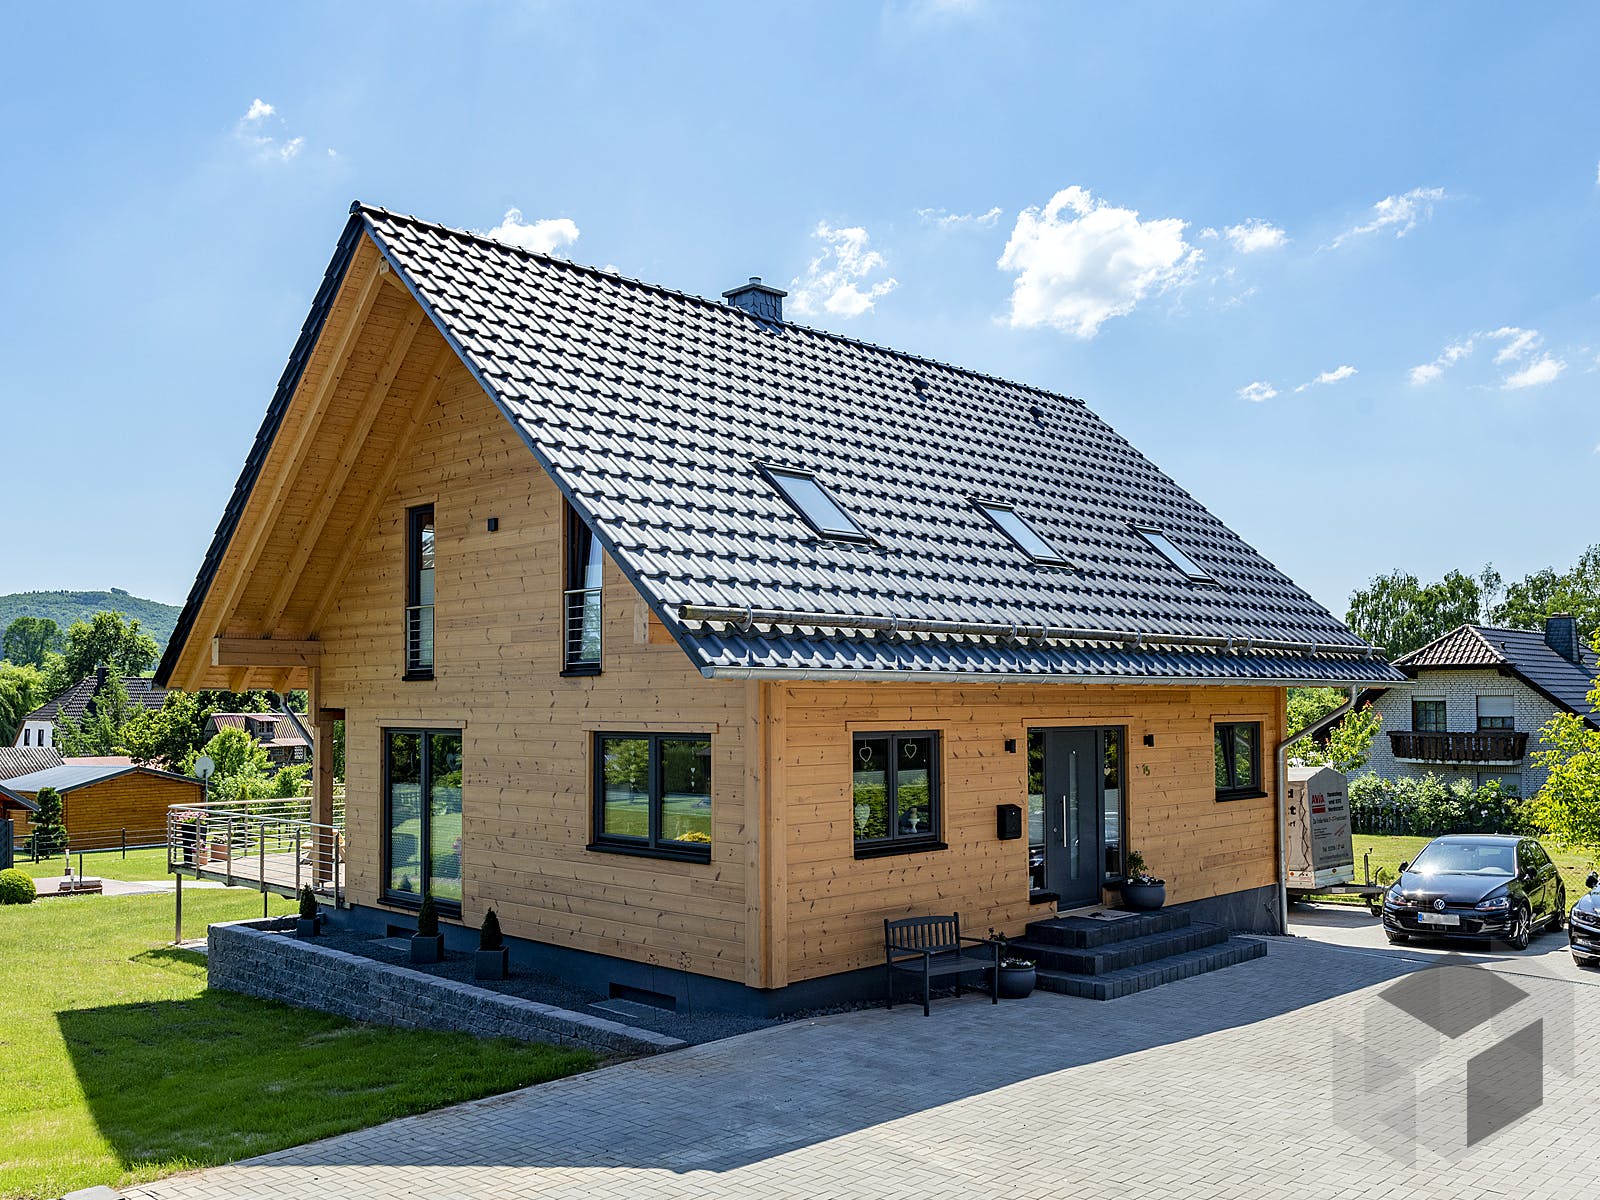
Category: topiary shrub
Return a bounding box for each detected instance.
[479,908,503,951]
[0,868,37,905]
[416,892,439,937]
[298,885,318,920]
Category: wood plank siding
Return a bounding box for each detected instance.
[7,772,200,847]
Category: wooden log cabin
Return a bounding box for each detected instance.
[156,204,1402,1013]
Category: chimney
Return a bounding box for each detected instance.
[1544,613,1581,664]
[722,277,787,323]
[95,664,109,692]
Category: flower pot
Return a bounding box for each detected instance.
[1121,880,1166,911]
[410,933,444,964]
[474,947,509,981]
[998,964,1036,999]
[295,916,320,939]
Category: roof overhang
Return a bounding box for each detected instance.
[700,665,1411,687]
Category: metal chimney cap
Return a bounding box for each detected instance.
[722,277,788,299]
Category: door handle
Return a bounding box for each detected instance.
[1060,795,1068,843]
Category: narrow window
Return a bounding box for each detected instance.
[853,731,942,856]
[384,728,463,911]
[1412,699,1447,733]
[1134,525,1215,584]
[22,729,29,746]
[1476,696,1515,731]
[564,503,603,673]
[404,504,435,678]
[1214,722,1262,799]
[974,500,1070,566]
[761,465,868,541]
[592,733,712,860]
[1102,729,1124,878]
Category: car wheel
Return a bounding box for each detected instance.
[1506,905,1532,951]
[1384,931,1409,945]
[1551,891,1566,931]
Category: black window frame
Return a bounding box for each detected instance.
[1412,698,1448,733]
[589,732,713,863]
[403,503,436,680]
[1132,524,1217,585]
[851,730,946,859]
[563,502,603,676]
[758,463,873,544]
[1214,721,1264,801]
[381,726,464,915]
[971,498,1075,569]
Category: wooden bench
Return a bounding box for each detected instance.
[884,914,999,1016]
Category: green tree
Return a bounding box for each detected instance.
[0,662,48,745]
[121,690,206,772]
[56,674,132,756]
[32,786,67,855]
[3,616,60,667]
[1346,566,1500,660]
[47,611,160,694]
[1287,688,1347,736]
[1493,544,1600,645]
[1289,703,1383,773]
[1530,632,1600,848]
[201,724,272,780]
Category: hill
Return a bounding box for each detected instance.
[0,590,182,653]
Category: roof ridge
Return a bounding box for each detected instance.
[1463,624,1510,662]
[351,201,1085,409]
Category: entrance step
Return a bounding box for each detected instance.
[1024,908,1189,949]
[1008,922,1230,976]
[1036,937,1267,1001]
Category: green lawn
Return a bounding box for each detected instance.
[11,846,176,883]
[0,891,594,1200]
[1314,833,1599,908]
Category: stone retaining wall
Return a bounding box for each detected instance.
[207,919,685,1056]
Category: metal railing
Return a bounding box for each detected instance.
[406,603,435,673]
[564,586,602,668]
[167,799,344,912]
[1388,730,1529,764]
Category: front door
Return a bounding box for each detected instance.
[1041,728,1104,909]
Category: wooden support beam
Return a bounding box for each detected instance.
[303,341,457,636]
[213,637,323,668]
[257,304,427,636]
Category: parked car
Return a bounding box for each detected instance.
[1568,871,1600,968]
[1381,834,1565,950]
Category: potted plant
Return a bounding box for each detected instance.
[410,892,445,964]
[989,930,1037,999]
[1120,850,1166,911]
[295,885,323,938]
[475,908,509,981]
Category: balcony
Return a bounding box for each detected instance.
[1388,730,1528,765]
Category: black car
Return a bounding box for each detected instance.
[1568,871,1600,967]
[1382,834,1565,949]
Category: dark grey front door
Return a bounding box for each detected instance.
[1042,728,1103,909]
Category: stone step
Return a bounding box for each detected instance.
[1024,907,1190,949]
[1036,937,1267,1001]
[1008,922,1230,975]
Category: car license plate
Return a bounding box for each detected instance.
[1418,912,1460,927]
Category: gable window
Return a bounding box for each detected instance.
[564,503,603,673]
[974,500,1071,567]
[853,731,943,857]
[1214,722,1262,800]
[404,504,435,679]
[21,729,29,746]
[1412,699,1447,733]
[592,733,712,861]
[1134,525,1215,584]
[760,465,869,541]
[383,728,463,912]
[1477,695,1515,731]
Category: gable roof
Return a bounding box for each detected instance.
[158,204,1402,689]
[0,762,197,796]
[25,673,168,725]
[204,712,309,749]
[0,782,36,812]
[0,746,64,780]
[1393,623,1599,726]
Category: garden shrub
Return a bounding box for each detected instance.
[480,908,503,951]
[1349,772,1528,837]
[0,867,37,905]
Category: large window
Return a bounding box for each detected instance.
[384,729,463,911]
[592,733,712,860]
[974,500,1071,567]
[404,504,435,678]
[564,503,603,673]
[852,731,942,856]
[1214,722,1262,800]
[1477,695,1515,731]
[1134,525,1215,584]
[760,465,869,541]
[1412,698,1447,733]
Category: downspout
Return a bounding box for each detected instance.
[1275,686,1358,934]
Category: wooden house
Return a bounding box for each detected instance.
[155,204,1401,1012]
[0,762,200,849]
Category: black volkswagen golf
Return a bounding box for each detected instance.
[1381,834,1566,949]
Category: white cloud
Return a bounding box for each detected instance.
[997,185,1200,338]
[482,208,580,255]
[1329,187,1447,248]
[1489,325,1540,364]
[1222,219,1288,253]
[244,98,274,122]
[917,206,1003,229]
[1504,355,1565,389]
[278,136,303,161]
[1293,364,1358,393]
[1237,381,1278,403]
[1198,227,1219,239]
[789,222,898,319]
[1408,338,1474,385]
[233,99,307,164]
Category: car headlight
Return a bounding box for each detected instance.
[1384,885,1407,908]
[1476,894,1510,912]
[1572,908,1600,929]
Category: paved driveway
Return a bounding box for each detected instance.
[126,913,1599,1200]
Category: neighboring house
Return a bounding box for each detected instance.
[1362,615,1598,796]
[154,204,1400,1013]
[12,668,167,749]
[0,762,200,848]
[203,712,310,768]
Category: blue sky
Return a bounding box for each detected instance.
[3,2,1596,621]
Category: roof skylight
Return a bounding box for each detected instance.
[974,501,1070,567]
[762,466,868,541]
[1135,526,1215,584]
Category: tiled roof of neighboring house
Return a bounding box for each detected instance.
[62,755,136,767]
[1392,624,1600,726]
[158,204,1404,688]
[0,763,196,795]
[0,746,64,780]
[25,672,168,725]
[204,713,309,749]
